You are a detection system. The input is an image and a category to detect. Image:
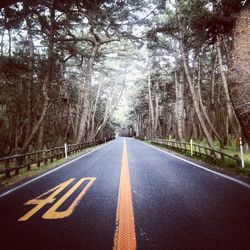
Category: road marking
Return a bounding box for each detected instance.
[18,177,96,221]
[142,141,250,189]
[113,139,136,250]
[43,177,95,219]
[0,141,113,198]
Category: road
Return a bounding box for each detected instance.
[0,138,250,250]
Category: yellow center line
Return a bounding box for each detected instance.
[113,139,136,250]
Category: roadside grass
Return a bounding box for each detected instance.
[0,145,98,191]
[195,140,250,171]
[146,140,250,179]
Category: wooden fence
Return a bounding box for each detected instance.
[149,138,241,166]
[0,138,114,178]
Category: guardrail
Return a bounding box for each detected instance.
[0,138,114,178]
[148,138,241,167]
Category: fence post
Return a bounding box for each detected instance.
[190,139,193,156]
[5,159,10,178]
[44,151,48,165]
[15,157,19,175]
[239,137,245,168]
[64,143,68,160]
[50,150,53,163]
[37,152,40,168]
[27,155,31,171]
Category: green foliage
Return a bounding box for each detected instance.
[175,0,245,45]
[204,0,243,42]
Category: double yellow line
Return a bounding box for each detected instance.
[113,139,136,250]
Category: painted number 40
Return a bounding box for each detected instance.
[18,177,96,221]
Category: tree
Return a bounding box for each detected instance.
[229,1,250,145]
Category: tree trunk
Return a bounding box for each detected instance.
[90,81,102,138]
[148,74,155,138]
[25,12,34,142]
[92,81,124,139]
[18,0,55,153]
[228,2,250,145]
[176,0,214,147]
[210,51,217,125]
[154,81,159,137]
[175,71,184,141]
[76,42,100,143]
[74,91,83,141]
[217,35,240,138]
[37,122,45,150]
[8,29,11,57]
[0,30,4,56]
[197,51,224,147]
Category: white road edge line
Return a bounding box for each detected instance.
[0,141,114,198]
[141,140,250,190]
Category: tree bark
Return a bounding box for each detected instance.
[197,51,223,147]
[148,74,155,138]
[0,30,4,56]
[175,71,184,141]
[176,0,214,147]
[228,2,250,145]
[217,35,240,138]
[154,81,159,137]
[25,11,34,142]
[76,42,100,143]
[90,81,102,138]
[210,51,217,125]
[37,122,45,150]
[74,89,83,141]
[8,29,11,57]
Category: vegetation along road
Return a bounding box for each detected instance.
[0,138,250,250]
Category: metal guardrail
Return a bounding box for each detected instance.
[0,138,114,178]
[149,138,241,166]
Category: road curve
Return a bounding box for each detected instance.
[0,138,249,250]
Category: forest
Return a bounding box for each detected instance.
[0,0,249,157]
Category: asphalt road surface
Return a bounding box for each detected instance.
[0,138,250,250]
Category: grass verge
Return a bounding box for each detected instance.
[0,145,99,192]
[146,141,250,180]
